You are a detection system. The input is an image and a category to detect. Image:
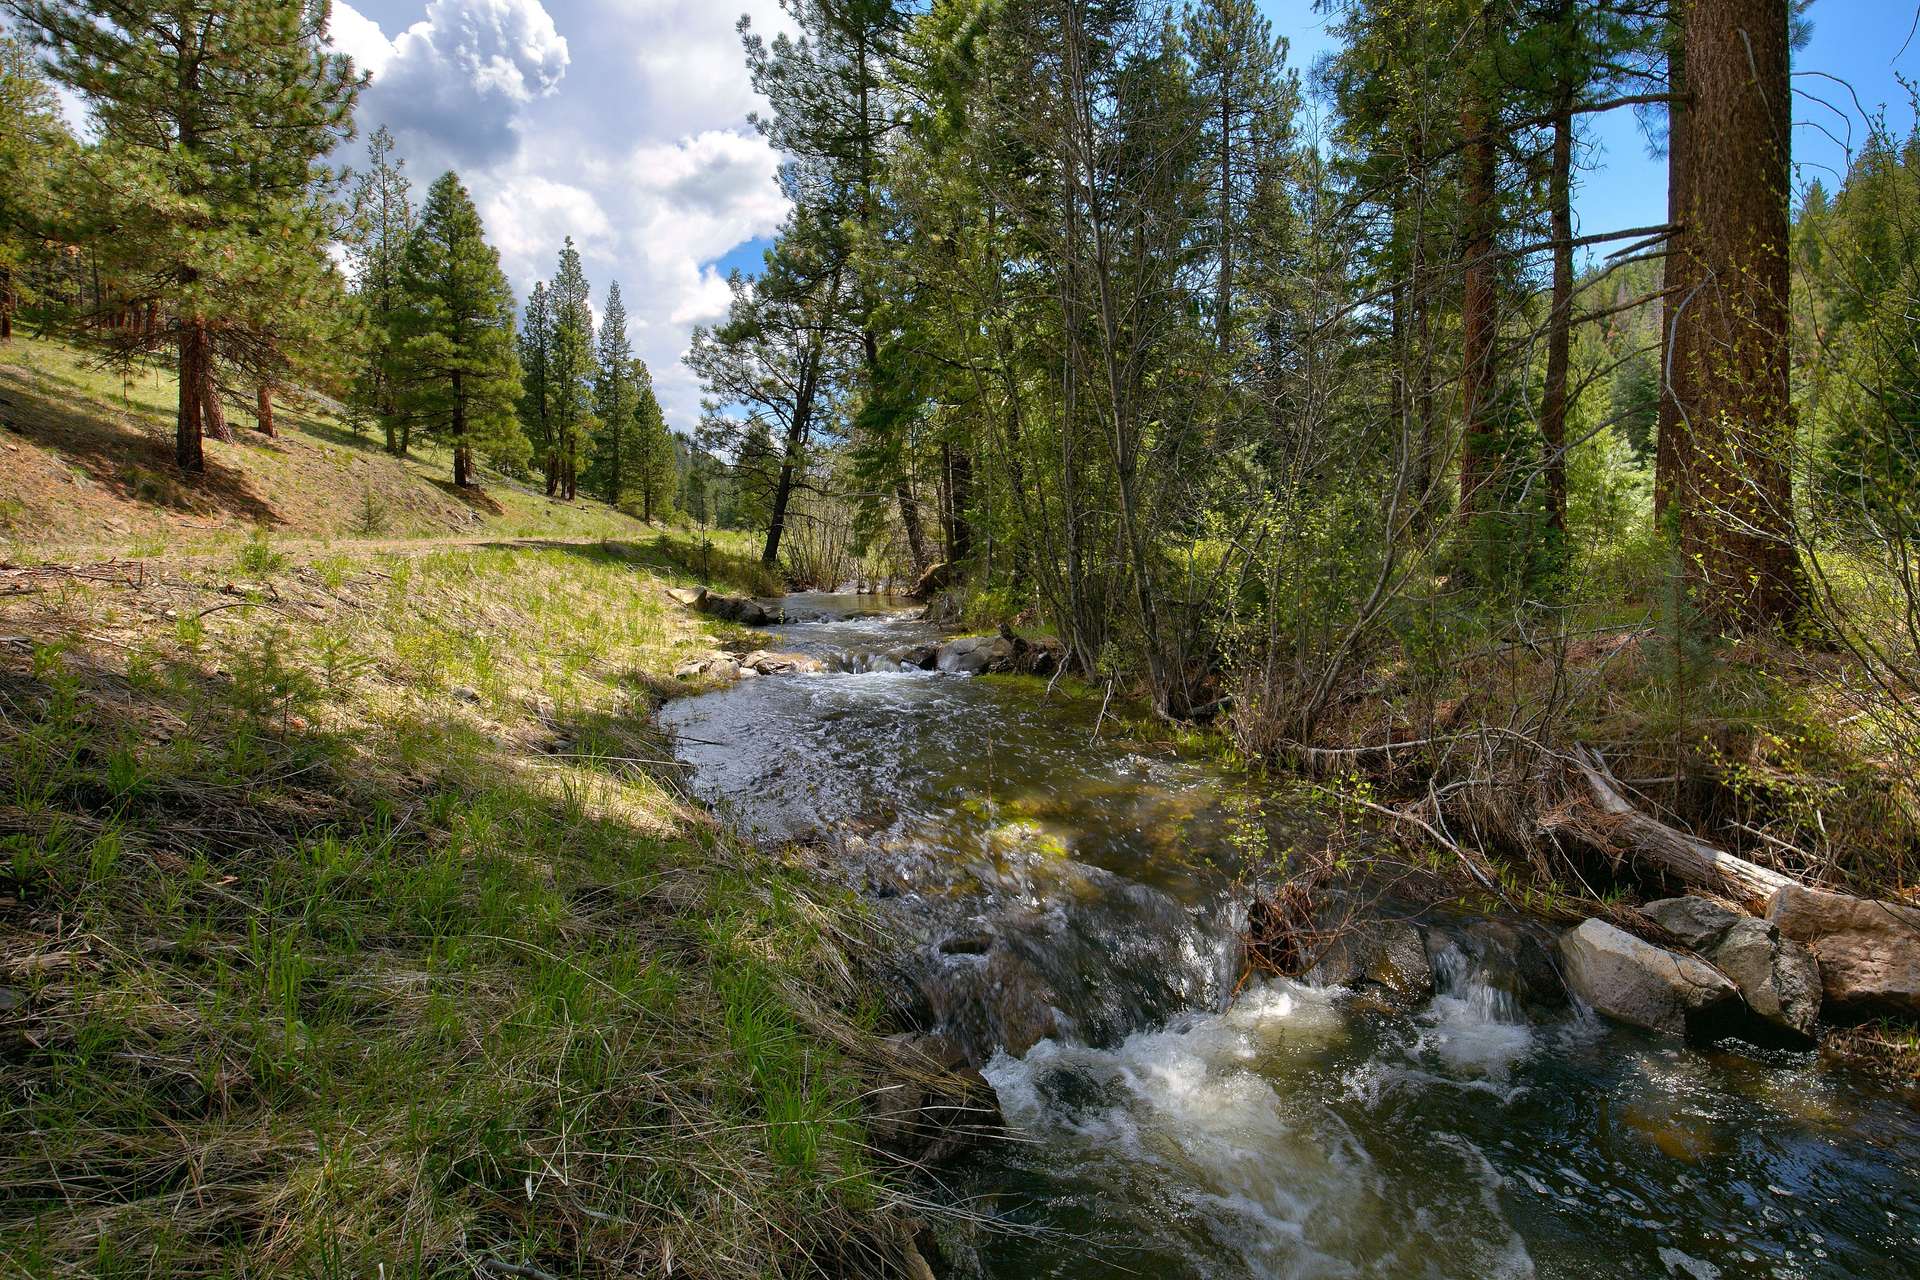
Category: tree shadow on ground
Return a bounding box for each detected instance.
[0,362,282,528]
[520,533,787,599]
[429,479,507,517]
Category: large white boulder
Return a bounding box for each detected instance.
[1559,918,1739,1037]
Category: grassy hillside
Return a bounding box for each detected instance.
[0,335,672,557]
[0,338,943,1275]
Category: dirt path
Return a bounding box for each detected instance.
[3,532,634,574]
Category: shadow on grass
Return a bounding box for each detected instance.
[428,478,507,517]
[0,361,282,527]
[513,532,788,599]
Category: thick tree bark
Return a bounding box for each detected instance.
[200,376,231,444]
[255,385,275,437]
[1457,86,1499,525]
[948,446,974,563]
[1541,76,1575,535]
[1673,0,1801,628]
[1655,0,1691,521]
[0,266,13,341]
[177,321,206,472]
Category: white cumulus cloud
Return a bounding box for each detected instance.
[329,0,789,424]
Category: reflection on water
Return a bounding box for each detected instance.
[659,595,1920,1280]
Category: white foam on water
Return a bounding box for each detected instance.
[1412,984,1538,1079]
[984,979,1537,1278]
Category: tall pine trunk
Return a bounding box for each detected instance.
[1457,85,1499,525]
[255,385,275,437]
[1672,0,1801,628]
[1541,71,1575,535]
[1655,0,1691,521]
[177,321,206,472]
[763,355,820,566]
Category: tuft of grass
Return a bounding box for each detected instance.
[235,527,288,576]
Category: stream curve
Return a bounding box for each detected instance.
[658,593,1920,1280]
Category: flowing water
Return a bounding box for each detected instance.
[658,594,1920,1280]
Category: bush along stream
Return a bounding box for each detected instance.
[661,593,1920,1280]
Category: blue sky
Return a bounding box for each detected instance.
[301,0,1919,425]
[1262,0,1920,264]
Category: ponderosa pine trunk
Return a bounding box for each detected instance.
[1672,0,1801,628]
[1541,74,1575,535]
[763,351,820,566]
[201,372,230,444]
[1655,0,1691,521]
[1457,85,1499,525]
[177,320,206,471]
[255,385,275,436]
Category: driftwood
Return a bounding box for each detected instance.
[1565,745,1796,913]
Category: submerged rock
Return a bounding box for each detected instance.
[1303,917,1435,1005]
[1424,916,1568,1013]
[1644,896,1821,1042]
[1767,885,1920,1016]
[1559,918,1739,1038]
[740,649,825,676]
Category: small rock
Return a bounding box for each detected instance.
[1712,917,1822,1042]
[449,684,482,704]
[1305,918,1434,1004]
[0,986,26,1013]
[1559,918,1740,1038]
[1767,885,1920,1016]
[673,653,740,681]
[1643,896,1744,951]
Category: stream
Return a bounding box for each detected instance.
[657,593,1920,1280]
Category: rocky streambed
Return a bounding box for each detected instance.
[658,592,1919,1280]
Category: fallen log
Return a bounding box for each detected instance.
[1563,745,1795,913]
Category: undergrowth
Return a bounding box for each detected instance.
[0,544,913,1277]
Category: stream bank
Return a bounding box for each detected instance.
[660,593,1919,1279]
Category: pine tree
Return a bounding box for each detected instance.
[1181,0,1298,353]
[6,0,361,472]
[546,238,594,500]
[685,251,841,565]
[385,172,526,488]
[0,35,73,343]
[517,282,553,480]
[630,361,673,523]
[346,124,415,454]
[592,281,633,505]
